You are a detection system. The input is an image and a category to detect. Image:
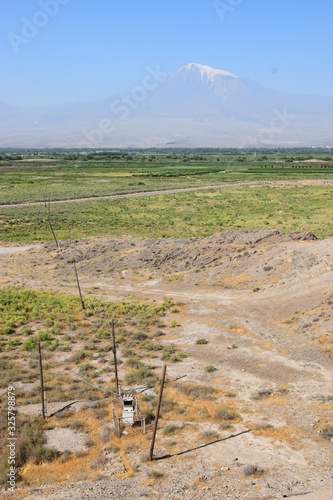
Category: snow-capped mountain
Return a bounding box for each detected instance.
[179,62,238,82]
[1,63,333,148]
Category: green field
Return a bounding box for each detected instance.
[1,149,333,243]
[1,149,333,204]
[1,185,333,243]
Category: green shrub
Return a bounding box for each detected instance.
[205,364,217,373]
[125,366,156,385]
[96,328,109,339]
[22,326,32,336]
[22,337,37,351]
[162,345,175,360]
[37,330,52,341]
[7,338,20,347]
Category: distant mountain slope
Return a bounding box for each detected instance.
[1,63,332,148]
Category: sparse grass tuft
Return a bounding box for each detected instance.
[204,364,217,373]
[243,464,265,476]
[321,424,333,439]
[214,404,238,421]
[196,338,208,345]
[175,383,217,400]
[162,424,180,436]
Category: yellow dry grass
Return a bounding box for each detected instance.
[221,273,250,286]
[261,342,273,350]
[21,452,97,486]
[20,405,153,486]
[20,408,108,486]
[318,335,333,357]
[252,425,300,445]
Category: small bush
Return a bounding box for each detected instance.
[214,404,238,421]
[171,320,177,328]
[70,350,86,362]
[219,421,233,430]
[162,424,179,436]
[132,331,148,341]
[243,464,265,476]
[22,326,32,336]
[176,383,216,400]
[162,345,176,360]
[255,422,273,431]
[37,330,52,341]
[150,469,164,478]
[321,424,333,439]
[253,389,272,400]
[204,364,217,373]
[22,337,37,351]
[201,429,219,440]
[224,391,236,398]
[96,328,109,339]
[85,437,94,448]
[7,338,20,347]
[125,366,156,385]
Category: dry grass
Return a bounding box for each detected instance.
[318,335,333,357]
[252,425,300,445]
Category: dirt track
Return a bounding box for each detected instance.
[0,181,264,208]
[2,178,333,209]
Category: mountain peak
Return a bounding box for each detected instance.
[182,63,238,82]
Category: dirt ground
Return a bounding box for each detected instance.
[1,229,332,499]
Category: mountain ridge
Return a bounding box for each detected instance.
[1,63,332,148]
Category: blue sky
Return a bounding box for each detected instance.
[1,0,332,106]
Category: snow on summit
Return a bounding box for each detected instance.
[183,63,238,82]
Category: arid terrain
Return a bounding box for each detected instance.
[0,229,332,499]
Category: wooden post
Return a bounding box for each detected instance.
[46,197,59,248]
[149,364,167,461]
[48,219,59,248]
[74,262,85,310]
[38,341,46,419]
[111,320,119,396]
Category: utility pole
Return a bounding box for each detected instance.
[111,319,119,396]
[73,262,85,310]
[38,341,46,419]
[149,364,167,461]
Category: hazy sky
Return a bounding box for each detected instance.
[1,0,332,106]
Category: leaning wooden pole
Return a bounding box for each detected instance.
[149,364,167,461]
[48,220,59,248]
[73,262,85,310]
[111,319,119,396]
[37,341,46,419]
[47,197,59,248]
